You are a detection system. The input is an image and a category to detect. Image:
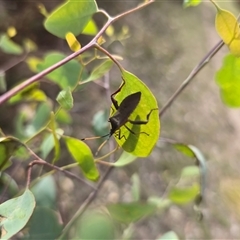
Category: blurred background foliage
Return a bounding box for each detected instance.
[1,0,240,239]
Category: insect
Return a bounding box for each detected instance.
[92,79,157,155]
[107,79,156,140]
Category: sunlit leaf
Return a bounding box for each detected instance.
[44,0,98,38]
[36,52,82,89]
[0,34,23,55]
[65,32,81,52]
[8,82,47,104]
[23,38,37,52]
[168,183,200,204]
[111,70,160,157]
[83,60,113,83]
[7,27,17,38]
[82,19,98,35]
[106,25,115,37]
[56,87,73,110]
[215,53,240,107]
[0,188,35,240]
[65,137,99,181]
[183,0,201,7]
[212,1,240,56]
[107,202,156,223]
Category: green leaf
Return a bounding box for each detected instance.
[215,53,240,107]
[82,19,98,36]
[74,211,115,239]
[168,183,200,205]
[183,0,201,7]
[0,137,22,171]
[65,137,99,181]
[92,110,109,137]
[212,2,240,56]
[0,188,35,240]
[40,129,64,159]
[36,52,83,89]
[83,60,113,83]
[107,202,156,224]
[131,173,140,201]
[44,0,98,38]
[56,87,74,110]
[25,207,62,240]
[111,70,160,157]
[31,176,56,209]
[157,231,179,240]
[174,144,195,157]
[8,83,47,104]
[56,108,72,124]
[0,71,6,92]
[111,151,137,167]
[25,102,51,136]
[0,173,19,197]
[0,34,23,55]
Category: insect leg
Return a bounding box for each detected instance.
[128,108,158,125]
[110,78,126,109]
[124,124,149,136]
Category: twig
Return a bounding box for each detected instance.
[25,146,96,190]
[159,40,224,117]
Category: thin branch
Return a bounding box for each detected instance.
[25,146,97,190]
[159,40,224,117]
[58,166,114,239]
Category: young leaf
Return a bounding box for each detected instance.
[82,19,98,36]
[36,52,83,89]
[111,70,160,157]
[0,34,23,55]
[107,202,156,223]
[131,173,140,201]
[168,183,200,205]
[0,188,35,240]
[44,0,98,38]
[212,1,240,56]
[83,60,113,83]
[183,0,201,7]
[215,53,240,107]
[65,32,81,52]
[56,87,74,110]
[56,109,72,124]
[65,137,99,181]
